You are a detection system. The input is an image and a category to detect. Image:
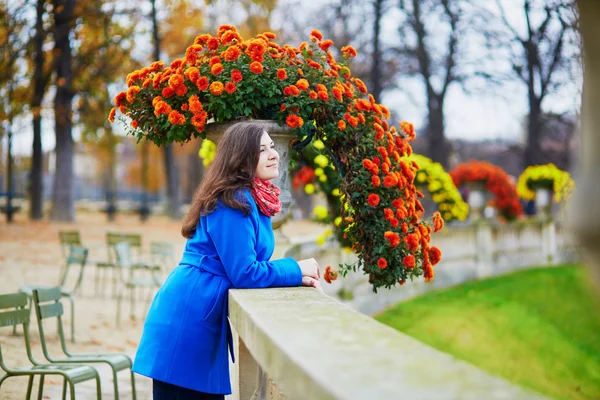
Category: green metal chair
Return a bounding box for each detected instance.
[18,245,89,343]
[0,292,102,399]
[31,287,136,400]
[59,231,82,261]
[149,241,176,275]
[113,242,161,327]
[95,233,160,297]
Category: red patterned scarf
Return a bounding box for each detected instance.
[250,178,282,217]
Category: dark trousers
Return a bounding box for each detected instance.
[153,379,225,400]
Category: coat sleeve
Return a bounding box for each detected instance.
[206,204,302,289]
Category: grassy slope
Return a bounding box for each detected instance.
[375,265,600,400]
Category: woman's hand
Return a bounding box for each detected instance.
[297,258,320,280]
[302,276,324,293]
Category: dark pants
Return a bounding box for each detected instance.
[153,380,225,400]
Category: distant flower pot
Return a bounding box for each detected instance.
[535,187,553,217]
[466,183,487,220]
[204,120,294,230]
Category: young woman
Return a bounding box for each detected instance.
[132,122,322,399]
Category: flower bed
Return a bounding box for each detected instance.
[110,25,443,291]
[516,164,574,202]
[410,154,468,222]
[450,160,522,221]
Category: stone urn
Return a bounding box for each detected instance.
[203,120,295,230]
[535,187,553,218]
[466,182,488,221]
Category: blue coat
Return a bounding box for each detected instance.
[132,190,302,394]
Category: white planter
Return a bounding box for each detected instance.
[204,120,295,230]
[467,183,487,221]
[535,188,553,217]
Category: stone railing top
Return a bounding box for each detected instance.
[228,288,545,400]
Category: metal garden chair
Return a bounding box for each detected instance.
[31,287,136,400]
[113,242,161,327]
[95,233,160,297]
[18,245,89,343]
[0,292,101,399]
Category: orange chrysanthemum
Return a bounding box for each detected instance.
[209,81,224,95]
[377,258,388,269]
[367,193,380,207]
[196,77,209,92]
[341,45,358,58]
[168,110,185,125]
[384,231,400,248]
[428,246,442,266]
[372,176,381,187]
[285,114,304,128]
[310,29,323,41]
[231,70,243,83]
[309,91,318,99]
[276,68,287,80]
[404,234,420,252]
[403,255,415,269]
[211,63,224,75]
[324,265,338,284]
[108,107,116,123]
[296,79,309,91]
[250,61,263,74]
[225,82,236,94]
[338,120,346,130]
[432,211,444,232]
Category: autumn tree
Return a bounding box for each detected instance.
[0,1,31,222]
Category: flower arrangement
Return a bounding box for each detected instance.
[410,154,468,222]
[109,25,443,291]
[516,164,574,202]
[450,160,522,220]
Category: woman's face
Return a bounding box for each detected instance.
[255,131,279,181]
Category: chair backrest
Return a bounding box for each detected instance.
[59,231,81,259]
[0,292,30,328]
[59,245,89,293]
[150,241,175,272]
[114,241,133,269]
[31,287,69,358]
[0,292,36,371]
[106,232,142,263]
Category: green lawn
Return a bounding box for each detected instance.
[375,265,600,400]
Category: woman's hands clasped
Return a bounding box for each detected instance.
[297,258,324,293]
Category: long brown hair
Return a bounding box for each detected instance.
[181,122,266,238]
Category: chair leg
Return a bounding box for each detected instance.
[130,287,136,321]
[68,379,76,400]
[111,368,120,400]
[64,293,76,343]
[116,285,123,328]
[113,268,118,298]
[94,373,102,400]
[130,369,137,400]
[25,375,34,400]
[37,375,45,400]
[95,266,100,296]
[62,378,67,400]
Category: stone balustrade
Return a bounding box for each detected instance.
[280,219,580,316]
[227,287,546,400]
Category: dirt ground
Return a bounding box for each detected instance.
[0,211,323,399]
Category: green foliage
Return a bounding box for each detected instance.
[376,265,600,400]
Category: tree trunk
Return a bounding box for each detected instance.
[30,0,46,220]
[50,0,75,222]
[370,0,384,102]
[525,97,543,167]
[426,102,449,168]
